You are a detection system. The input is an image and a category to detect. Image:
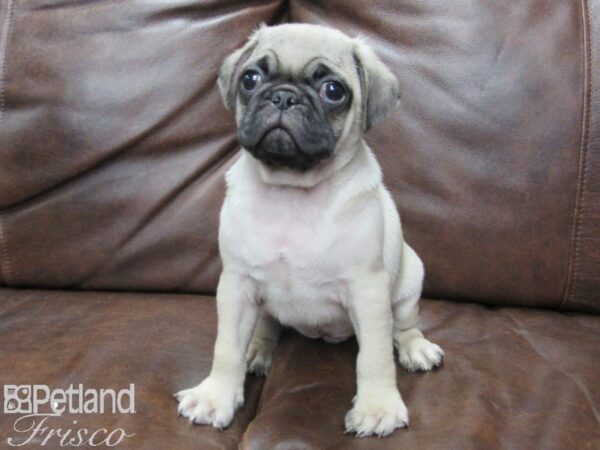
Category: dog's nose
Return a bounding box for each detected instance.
[271,89,299,110]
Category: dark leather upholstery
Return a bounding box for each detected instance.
[289,0,590,311]
[0,288,264,449]
[0,0,284,293]
[1,289,598,449]
[2,0,599,312]
[245,299,600,450]
[567,0,600,313]
[0,1,598,448]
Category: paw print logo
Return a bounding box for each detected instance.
[4,385,32,414]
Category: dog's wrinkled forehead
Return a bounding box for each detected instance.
[250,24,357,78]
[218,23,401,131]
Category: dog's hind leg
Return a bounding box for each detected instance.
[392,243,444,372]
[246,310,281,376]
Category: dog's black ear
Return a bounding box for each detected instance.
[353,40,401,131]
[218,26,262,111]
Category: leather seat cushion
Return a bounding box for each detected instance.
[1,289,598,449]
[243,299,600,450]
[0,288,263,450]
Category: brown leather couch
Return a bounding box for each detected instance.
[1,1,599,449]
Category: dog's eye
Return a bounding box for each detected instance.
[241,70,262,93]
[319,81,346,105]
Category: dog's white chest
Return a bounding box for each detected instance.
[221,184,354,341]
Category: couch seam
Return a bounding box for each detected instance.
[561,0,592,311]
[0,0,13,125]
[0,0,15,286]
[0,214,11,284]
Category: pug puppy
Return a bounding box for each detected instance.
[175,23,443,437]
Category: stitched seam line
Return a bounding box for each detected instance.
[0,0,14,124]
[562,0,592,310]
[0,0,15,285]
[0,214,10,284]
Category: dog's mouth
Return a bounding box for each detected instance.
[239,111,335,172]
[250,125,333,172]
[258,125,299,151]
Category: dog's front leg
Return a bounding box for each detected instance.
[345,271,409,437]
[175,271,258,429]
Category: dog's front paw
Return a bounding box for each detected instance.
[175,377,243,429]
[344,389,409,437]
[396,334,444,372]
[246,338,276,376]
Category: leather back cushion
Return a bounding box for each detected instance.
[0,0,284,293]
[0,0,598,312]
[292,0,600,312]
